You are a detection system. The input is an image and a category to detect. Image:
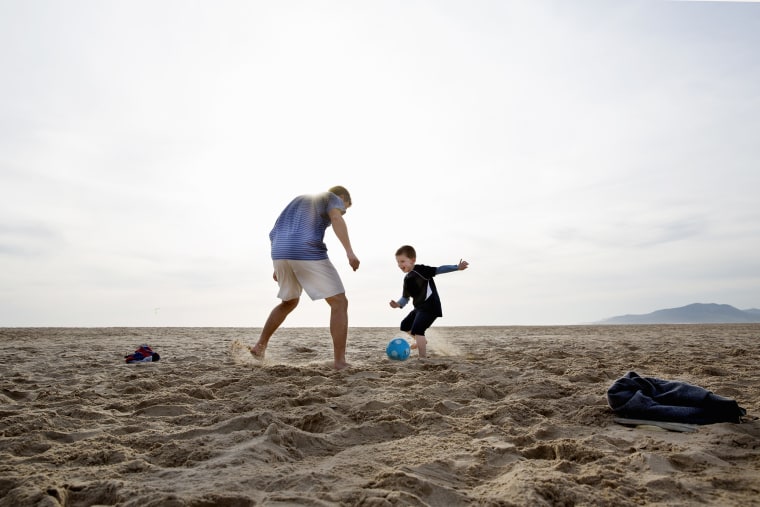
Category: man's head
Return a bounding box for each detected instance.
[328,186,352,209]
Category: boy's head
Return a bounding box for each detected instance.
[395,245,416,273]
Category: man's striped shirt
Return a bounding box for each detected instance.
[269,192,345,260]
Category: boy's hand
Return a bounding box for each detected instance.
[389,300,400,309]
[458,259,469,270]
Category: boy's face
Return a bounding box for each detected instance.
[396,254,415,273]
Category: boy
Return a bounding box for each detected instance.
[389,245,468,358]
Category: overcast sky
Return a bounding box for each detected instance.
[2,0,759,327]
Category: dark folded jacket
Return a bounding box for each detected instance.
[607,371,746,424]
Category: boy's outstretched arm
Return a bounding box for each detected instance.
[435,259,469,274]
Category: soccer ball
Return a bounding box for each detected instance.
[386,337,411,361]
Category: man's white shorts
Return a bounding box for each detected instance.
[273,259,345,301]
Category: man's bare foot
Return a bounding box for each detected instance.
[249,344,266,359]
[334,360,351,370]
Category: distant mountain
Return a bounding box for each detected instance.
[597,303,760,324]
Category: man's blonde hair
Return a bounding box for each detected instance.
[328,186,351,206]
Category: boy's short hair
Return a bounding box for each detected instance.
[395,245,416,258]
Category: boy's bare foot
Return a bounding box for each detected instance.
[334,360,351,370]
[410,342,418,350]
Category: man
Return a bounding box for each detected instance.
[250,186,360,370]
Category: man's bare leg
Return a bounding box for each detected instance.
[326,293,350,370]
[250,298,299,358]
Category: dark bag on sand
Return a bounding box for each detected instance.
[125,344,161,364]
[607,371,746,425]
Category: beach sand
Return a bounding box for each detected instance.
[1,325,758,506]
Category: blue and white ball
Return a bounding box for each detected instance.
[386,337,411,361]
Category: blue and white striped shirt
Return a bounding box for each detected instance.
[269,192,345,260]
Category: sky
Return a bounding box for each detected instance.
[1,0,759,328]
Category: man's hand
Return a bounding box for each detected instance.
[348,253,360,271]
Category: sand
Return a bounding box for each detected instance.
[1,325,759,506]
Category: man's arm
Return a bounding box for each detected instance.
[328,208,360,271]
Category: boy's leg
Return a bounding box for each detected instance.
[414,335,428,358]
[410,312,437,359]
[399,311,418,349]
